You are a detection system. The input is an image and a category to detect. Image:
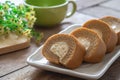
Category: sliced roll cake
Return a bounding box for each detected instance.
[42,34,85,69]
[82,19,118,53]
[71,28,106,63]
[100,16,120,45]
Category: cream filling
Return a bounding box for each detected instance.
[112,25,117,30]
[50,42,69,59]
[111,25,120,33]
[0,33,28,48]
[78,37,90,50]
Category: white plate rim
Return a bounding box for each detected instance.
[27,24,120,79]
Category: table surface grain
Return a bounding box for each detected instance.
[0,0,120,80]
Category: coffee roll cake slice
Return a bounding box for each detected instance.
[100,16,120,45]
[71,28,106,63]
[82,19,118,53]
[42,34,85,69]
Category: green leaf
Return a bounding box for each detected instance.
[0,1,43,45]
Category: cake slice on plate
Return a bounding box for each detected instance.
[42,34,85,69]
[82,19,118,53]
[71,28,106,63]
[100,16,120,45]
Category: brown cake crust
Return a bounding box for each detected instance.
[42,34,85,69]
[63,35,85,69]
[100,16,120,45]
[118,32,120,44]
[82,19,118,53]
[70,28,106,63]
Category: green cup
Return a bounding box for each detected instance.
[24,0,76,27]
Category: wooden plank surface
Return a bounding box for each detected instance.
[80,6,120,18]
[76,0,109,10]
[100,0,120,11]
[0,11,94,77]
[1,57,120,80]
[0,66,83,80]
[0,0,120,80]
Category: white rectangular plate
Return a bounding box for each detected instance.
[27,24,120,80]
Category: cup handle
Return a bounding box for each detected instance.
[66,0,77,18]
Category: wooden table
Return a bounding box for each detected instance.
[0,0,120,80]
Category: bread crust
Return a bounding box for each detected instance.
[82,19,118,53]
[42,34,86,69]
[70,28,106,63]
[0,38,30,55]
